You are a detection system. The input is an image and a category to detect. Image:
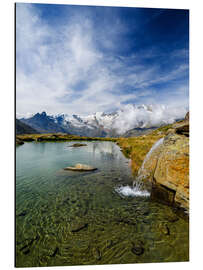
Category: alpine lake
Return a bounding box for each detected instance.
[16,141,189,267]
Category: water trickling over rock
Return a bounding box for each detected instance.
[115,138,164,198]
[137,137,164,181]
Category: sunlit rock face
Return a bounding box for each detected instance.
[153,133,189,210]
[137,133,189,211]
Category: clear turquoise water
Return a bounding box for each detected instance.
[16,141,189,267]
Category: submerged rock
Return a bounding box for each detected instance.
[50,247,60,257]
[165,214,179,223]
[18,210,27,217]
[70,222,88,233]
[131,240,144,255]
[159,223,170,235]
[105,240,114,249]
[69,143,87,147]
[92,247,102,260]
[64,163,97,171]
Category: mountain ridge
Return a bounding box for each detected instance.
[18,104,186,137]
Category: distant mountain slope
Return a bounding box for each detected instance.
[16,119,38,135]
[123,127,158,137]
[19,104,186,137]
[20,111,109,136]
[20,112,68,134]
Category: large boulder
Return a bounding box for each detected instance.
[153,134,189,210]
[138,133,189,211]
[173,121,189,137]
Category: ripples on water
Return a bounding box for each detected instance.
[16,141,189,267]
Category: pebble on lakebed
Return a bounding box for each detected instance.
[70,221,88,233]
[64,163,97,171]
[131,240,145,256]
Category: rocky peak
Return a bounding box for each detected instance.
[185,111,189,121]
[33,111,47,119]
[41,111,47,116]
[173,111,189,137]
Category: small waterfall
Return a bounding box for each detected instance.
[138,137,164,174]
[115,137,164,198]
[134,137,164,188]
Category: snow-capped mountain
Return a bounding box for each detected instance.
[19,104,187,137]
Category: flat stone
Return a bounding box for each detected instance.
[64,163,97,171]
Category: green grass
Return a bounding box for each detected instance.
[16,133,117,142]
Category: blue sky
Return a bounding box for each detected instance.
[16,3,189,117]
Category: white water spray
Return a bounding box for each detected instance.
[115,185,150,197]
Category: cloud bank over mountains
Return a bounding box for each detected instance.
[16,4,189,117]
[110,104,187,134]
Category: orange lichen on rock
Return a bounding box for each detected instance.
[140,133,189,210]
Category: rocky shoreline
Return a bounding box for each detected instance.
[118,113,189,212]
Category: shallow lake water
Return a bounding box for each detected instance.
[16,141,189,267]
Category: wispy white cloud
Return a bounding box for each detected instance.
[16,4,189,117]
